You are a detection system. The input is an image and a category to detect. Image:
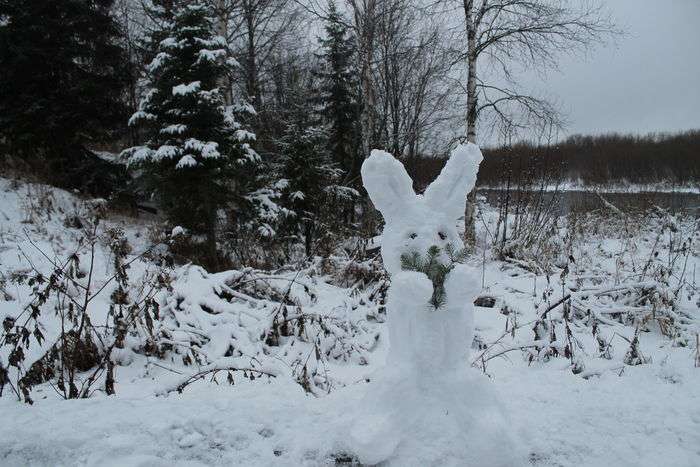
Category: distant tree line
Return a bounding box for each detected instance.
[405,130,700,191]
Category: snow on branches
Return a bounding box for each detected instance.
[154,265,379,395]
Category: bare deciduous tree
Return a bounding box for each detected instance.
[447,0,618,143]
[346,0,379,155]
[424,0,619,245]
[374,0,457,158]
[207,0,303,127]
[297,0,460,159]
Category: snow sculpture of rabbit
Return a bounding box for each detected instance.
[362,142,483,374]
[350,143,519,466]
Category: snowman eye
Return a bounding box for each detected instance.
[438,232,447,240]
[408,232,417,239]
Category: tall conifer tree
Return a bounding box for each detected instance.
[317,1,361,185]
[123,1,257,267]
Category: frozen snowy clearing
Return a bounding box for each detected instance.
[478,182,700,195]
[0,177,699,466]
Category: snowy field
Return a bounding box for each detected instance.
[0,177,699,466]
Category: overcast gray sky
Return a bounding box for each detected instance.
[526,0,700,139]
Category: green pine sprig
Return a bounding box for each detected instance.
[400,244,467,310]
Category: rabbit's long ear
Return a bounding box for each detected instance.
[361,149,416,223]
[423,143,483,221]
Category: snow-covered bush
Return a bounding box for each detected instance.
[0,214,169,403]
[153,264,379,395]
[474,201,699,377]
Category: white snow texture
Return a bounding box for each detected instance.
[351,143,520,465]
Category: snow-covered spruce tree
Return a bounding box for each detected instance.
[0,0,128,190]
[278,124,356,257]
[123,1,257,269]
[316,1,361,186]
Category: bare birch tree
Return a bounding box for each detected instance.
[429,0,618,246]
[449,0,618,143]
[346,0,379,155]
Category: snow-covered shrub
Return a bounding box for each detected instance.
[313,247,389,328]
[568,206,697,343]
[490,164,564,273]
[622,327,650,366]
[19,183,57,228]
[0,174,387,402]
[0,214,170,403]
[475,200,698,377]
[153,265,379,395]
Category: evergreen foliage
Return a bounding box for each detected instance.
[278,124,356,256]
[317,1,361,185]
[123,0,257,267]
[400,245,467,309]
[0,0,128,188]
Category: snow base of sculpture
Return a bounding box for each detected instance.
[350,368,519,466]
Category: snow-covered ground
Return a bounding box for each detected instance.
[1,360,698,467]
[0,177,698,466]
